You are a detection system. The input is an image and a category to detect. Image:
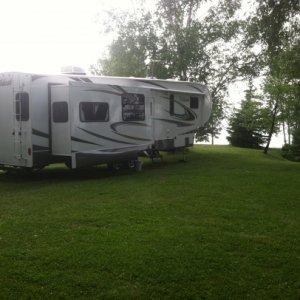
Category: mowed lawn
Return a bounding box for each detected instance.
[0,145,299,299]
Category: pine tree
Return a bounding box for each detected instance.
[227,84,269,148]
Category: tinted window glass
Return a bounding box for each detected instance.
[16,92,29,121]
[170,94,174,115]
[53,102,68,123]
[80,102,109,122]
[190,97,199,109]
[122,93,145,121]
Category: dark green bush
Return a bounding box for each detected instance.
[281,144,300,162]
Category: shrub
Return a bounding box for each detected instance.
[281,143,300,162]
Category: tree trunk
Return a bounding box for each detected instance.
[264,100,279,154]
[211,120,214,145]
[282,122,287,144]
[288,122,291,145]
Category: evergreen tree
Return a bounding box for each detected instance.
[227,84,269,148]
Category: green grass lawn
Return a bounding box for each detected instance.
[0,145,299,299]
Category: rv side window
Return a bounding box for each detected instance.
[16,92,29,121]
[190,97,199,109]
[80,102,109,122]
[170,94,174,115]
[122,93,145,121]
[53,102,68,123]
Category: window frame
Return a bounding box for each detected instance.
[79,101,109,123]
[15,92,29,121]
[52,101,69,123]
[170,94,174,116]
[190,96,199,109]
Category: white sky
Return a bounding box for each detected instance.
[0,0,135,74]
[0,0,284,147]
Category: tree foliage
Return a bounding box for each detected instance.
[246,0,300,153]
[90,11,158,77]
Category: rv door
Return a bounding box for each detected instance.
[0,82,15,166]
[50,85,71,156]
[13,74,32,167]
[0,73,32,167]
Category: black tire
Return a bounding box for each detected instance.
[107,162,122,171]
[122,160,135,169]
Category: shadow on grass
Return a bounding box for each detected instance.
[0,147,292,185]
[0,165,136,183]
[0,148,200,182]
[0,156,186,184]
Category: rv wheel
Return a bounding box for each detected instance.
[65,160,72,169]
[122,160,136,169]
[128,160,136,169]
[107,162,122,171]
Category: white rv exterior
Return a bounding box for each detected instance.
[0,72,211,169]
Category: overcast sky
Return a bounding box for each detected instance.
[0,0,137,73]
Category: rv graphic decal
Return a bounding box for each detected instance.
[110,122,152,142]
[84,89,122,96]
[32,145,50,152]
[109,85,127,93]
[71,136,102,146]
[78,127,137,145]
[80,77,93,83]
[153,118,193,127]
[99,145,142,153]
[136,80,167,89]
[69,77,93,83]
[171,100,197,121]
[180,130,195,135]
[32,129,49,139]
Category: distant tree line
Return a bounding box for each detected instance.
[91,0,300,160]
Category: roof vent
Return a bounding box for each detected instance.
[61,66,86,75]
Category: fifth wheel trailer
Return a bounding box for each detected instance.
[0,72,212,170]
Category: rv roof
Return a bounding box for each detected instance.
[0,71,207,95]
[78,74,206,95]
